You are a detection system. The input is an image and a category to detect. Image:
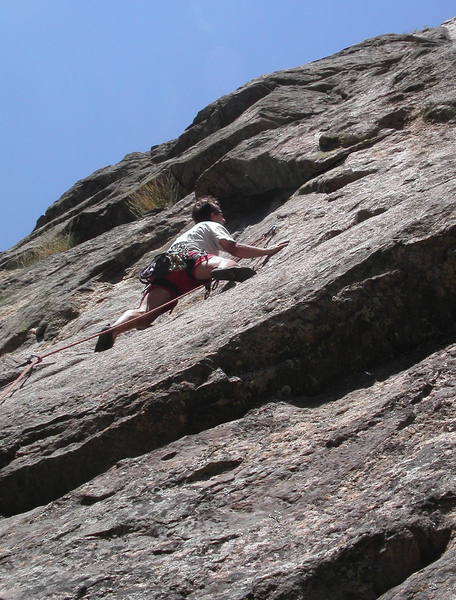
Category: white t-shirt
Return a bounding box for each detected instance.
[170,221,234,256]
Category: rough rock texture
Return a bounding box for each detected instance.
[0,20,455,600]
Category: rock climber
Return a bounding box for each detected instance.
[94,196,288,351]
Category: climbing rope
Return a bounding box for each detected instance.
[0,284,206,404]
[0,224,280,403]
[0,355,43,404]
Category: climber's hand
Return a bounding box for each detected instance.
[266,241,289,256]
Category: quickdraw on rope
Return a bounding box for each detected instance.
[251,224,278,269]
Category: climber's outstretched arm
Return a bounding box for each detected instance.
[219,239,289,259]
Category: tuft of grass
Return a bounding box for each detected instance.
[127,173,181,218]
[15,233,76,268]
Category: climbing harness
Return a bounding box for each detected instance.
[138,243,211,300]
[138,243,208,286]
[0,224,281,403]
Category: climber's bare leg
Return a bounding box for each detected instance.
[193,256,237,280]
[111,287,174,339]
[194,256,256,283]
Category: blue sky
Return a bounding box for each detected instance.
[0,1,454,251]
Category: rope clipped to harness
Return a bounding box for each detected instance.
[0,224,281,403]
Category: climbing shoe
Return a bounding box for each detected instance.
[94,326,114,352]
[211,266,256,283]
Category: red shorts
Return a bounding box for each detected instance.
[147,252,215,297]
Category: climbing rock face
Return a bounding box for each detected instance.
[0,20,455,600]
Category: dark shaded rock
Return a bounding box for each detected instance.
[0,343,454,599]
[423,96,456,123]
[153,82,275,162]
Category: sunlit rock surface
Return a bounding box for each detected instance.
[0,20,455,600]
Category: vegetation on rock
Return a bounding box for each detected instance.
[14,232,76,268]
[127,173,181,218]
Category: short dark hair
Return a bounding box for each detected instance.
[192,196,222,223]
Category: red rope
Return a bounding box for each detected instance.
[41,283,206,360]
[0,356,43,404]
[0,225,279,403]
[0,283,206,403]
